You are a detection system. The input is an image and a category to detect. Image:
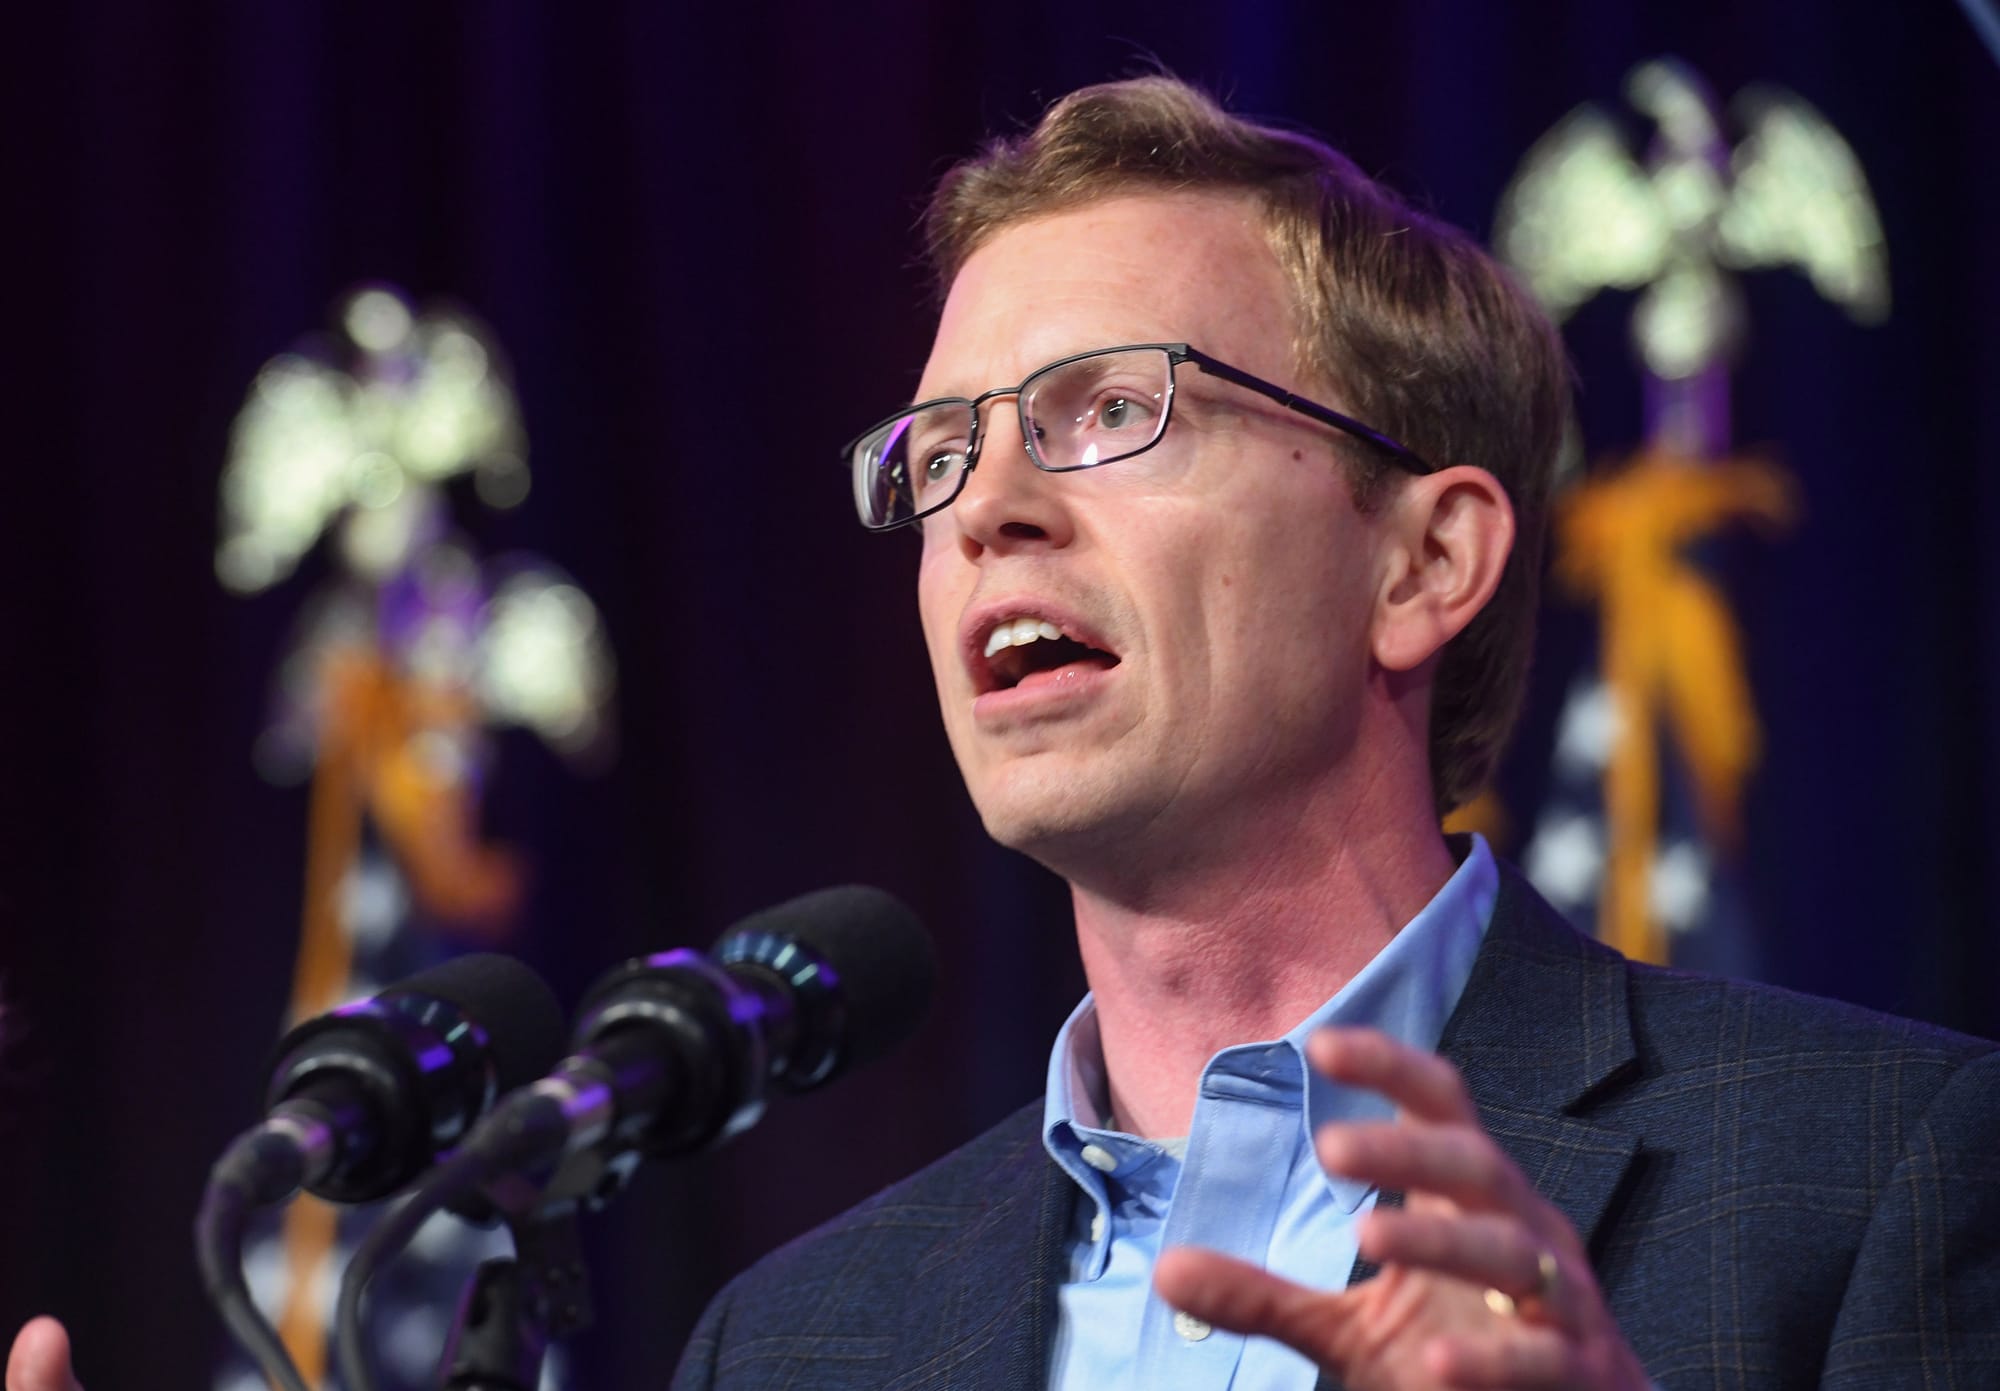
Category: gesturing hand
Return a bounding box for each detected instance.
[1154,1028,1649,1390]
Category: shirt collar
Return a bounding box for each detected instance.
[1042,833,1499,1193]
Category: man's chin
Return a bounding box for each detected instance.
[969,772,1158,880]
[972,770,1100,847]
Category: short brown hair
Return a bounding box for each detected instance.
[924,75,1569,814]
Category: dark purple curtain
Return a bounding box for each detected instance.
[1,3,1994,1385]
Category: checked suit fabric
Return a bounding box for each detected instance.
[671,866,2000,1389]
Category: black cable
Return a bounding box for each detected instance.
[194,1128,316,1391]
[332,1090,570,1391]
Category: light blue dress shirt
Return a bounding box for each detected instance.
[1041,835,1499,1390]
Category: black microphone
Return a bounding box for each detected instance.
[459,884,935,1194]
[196,954,566,1391]
[223,952,569,1207]
[332,886,935,1391]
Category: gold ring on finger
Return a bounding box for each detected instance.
[1533,1249,1560,1304]
[1485,1249,1559,1320]
[1516,1249,1563,1323]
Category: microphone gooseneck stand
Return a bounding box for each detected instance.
[335,1091,583,1391]
[433,1208,592,1390]
[195,1123,321,1391]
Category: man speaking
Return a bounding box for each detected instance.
[666,76,2000,1389]
[11,75,1998,1391]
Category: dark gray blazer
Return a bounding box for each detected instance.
[671,868,2000,1389]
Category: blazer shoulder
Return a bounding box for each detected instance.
[1622,953,1997,1074]
[1488,854,1996,1071]
[1463,859,1997,1120]
[673,1099,1058,1390]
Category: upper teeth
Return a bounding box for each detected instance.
[984,617,1065,659]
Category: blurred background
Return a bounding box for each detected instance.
[0,2,1994,1386]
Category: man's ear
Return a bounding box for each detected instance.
[1371,465,1514,674]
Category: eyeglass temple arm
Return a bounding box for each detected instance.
[1178,346,1431,472]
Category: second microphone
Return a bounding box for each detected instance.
[459,883,935,1199]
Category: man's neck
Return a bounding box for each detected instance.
[1068,811,1456,1140]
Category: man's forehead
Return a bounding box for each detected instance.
[917,190,1296,395]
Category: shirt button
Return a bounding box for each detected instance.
[1173,1311,1212,1342]
[1079,1143,1118,1173]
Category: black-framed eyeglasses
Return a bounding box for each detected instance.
[841,342,1432,532]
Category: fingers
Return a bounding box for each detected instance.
[1154,1247,1347,1362]
[1307,1027,1478,1126]
[1360,1208,1577,1331]
[1289,1031,1644,1387]
[1361,1209,1549,1298]
[1308,1029,1569,1240]
[1318,1117,1537,1219]
[1424,1326,1579,1389]
[6,1318,81,1391]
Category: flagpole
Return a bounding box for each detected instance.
[274,651,381,1387]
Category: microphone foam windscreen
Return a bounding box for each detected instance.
[383,953,568,1093]
[725,885,936,1078]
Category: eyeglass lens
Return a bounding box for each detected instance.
[1023,348,1171,474]
[853,347,1174,529]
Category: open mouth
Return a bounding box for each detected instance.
[977,616,1121,694]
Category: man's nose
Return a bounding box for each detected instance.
[950,399,1074,555]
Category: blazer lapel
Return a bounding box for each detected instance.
[1436,864,1642,1254]
[987,1149,1076,1389]
[887,1105,1075,1391]
[1316,868,1642,1391]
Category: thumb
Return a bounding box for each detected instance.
[6,1318,81,1391]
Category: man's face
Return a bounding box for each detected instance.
[914,191,1394,880]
